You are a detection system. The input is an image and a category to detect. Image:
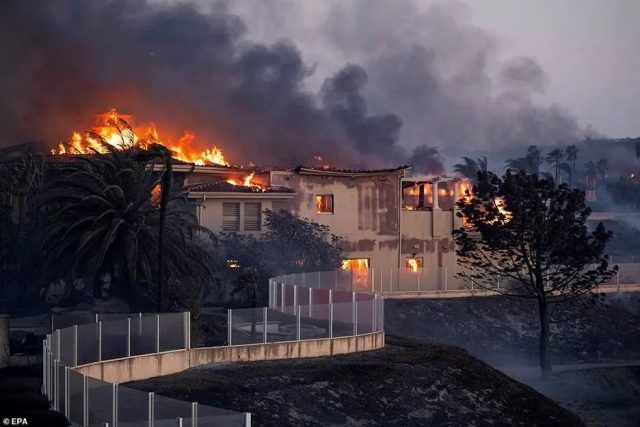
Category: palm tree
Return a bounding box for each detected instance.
[506,145,542,175]
[596,158,609,183]
[40,133,212,302]
[584,160,597,189]
[565,145,578,187]
[546,148,564,186]
[558,162,572,186]
[453,156,488,183]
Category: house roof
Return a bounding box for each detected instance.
[186,181,295,194]
[294,165,412,177]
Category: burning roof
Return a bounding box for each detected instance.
[294,165,412,177]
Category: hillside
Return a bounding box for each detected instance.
[129,336,583,427]
[385,293,640,366]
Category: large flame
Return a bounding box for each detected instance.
[51,109,261,188]
[51,109,230,167]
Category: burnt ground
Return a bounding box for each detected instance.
[128,336,583,427]
[384,293,640,426]
[385,292,640,366]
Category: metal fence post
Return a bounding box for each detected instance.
[191,402,198,427]
[329,290,334,338]
[148,392,154,427]
[227,309,232,346]
[373,295,377,331]
[244,412,252,427]
[263,307,268,344]
[280,282,285,311]
[112,383,118,427]
[293,285,298,312]
[296,305,301,341]
[184,312,191,350]
[126,318,131,357]
[417,269,421,293]
[73,325,78,367]
[444,266,448,291]
[352,293,357,335]
[64,367,70,418]
[155,314,160,353]
[83,374,89,427]
[42,342,46,395]
[389,269,392,293]
[98,321,102,362]
[54,360,59,410]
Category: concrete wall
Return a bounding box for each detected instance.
[74,331,385,384]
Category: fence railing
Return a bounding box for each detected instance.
[269,265,640,298]
[43,312,249,426]
[226,272,383,346]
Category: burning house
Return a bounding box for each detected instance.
[185,164,466,282]
[47,110,468,288]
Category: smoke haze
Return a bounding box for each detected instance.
[0,0,587,170]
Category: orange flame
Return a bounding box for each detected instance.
[52,109,230,167]
[407,258,420,272]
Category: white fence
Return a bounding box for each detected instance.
[42,312,249,426]
[42,270,386,426]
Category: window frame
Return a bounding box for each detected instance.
[315,194,334,214]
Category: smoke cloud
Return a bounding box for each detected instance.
[0,0,585,171]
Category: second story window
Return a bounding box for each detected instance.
[222,202,240,231]
[315,195,334,214]
[244,202,262,231]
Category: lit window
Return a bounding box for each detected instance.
[341,258,370,289]
[315,195,334,214]
[227,259,240,268]
[405,257,423,272]
[341,258,370,270]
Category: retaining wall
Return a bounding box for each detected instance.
[74,331,385,384]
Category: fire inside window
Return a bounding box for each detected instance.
[341,258,370,270]
[227,259,240,268]
[405,257,423,272]
[341,258,370,288]
[315,195,334,214]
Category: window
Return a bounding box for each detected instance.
[222,202,240,231]
[341,258,370,289]
[315,195,334,214]
[227,259,240,268]
[405,257,424,272]
[244,202,262,231]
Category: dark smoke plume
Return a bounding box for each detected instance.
[0,0,403,168]
[0,0,587,171]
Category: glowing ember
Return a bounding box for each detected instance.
[51,109,229,166]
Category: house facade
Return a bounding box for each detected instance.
[184,164,467,289]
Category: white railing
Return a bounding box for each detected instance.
[42,312,249,426]
[227,271,383,345]
[42,270,387,426]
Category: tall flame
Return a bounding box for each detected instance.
[51,109,230,167]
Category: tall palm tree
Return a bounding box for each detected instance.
[546,148,564,186]
[40,133,211,302]
[453,156,488,183]
[565,145,578,187]
[506,145,542,175]
[596,158,608,183]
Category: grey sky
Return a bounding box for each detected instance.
[226,0,640,138]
